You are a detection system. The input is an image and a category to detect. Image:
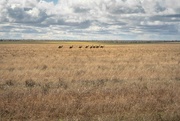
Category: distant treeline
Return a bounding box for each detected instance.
[98,40,180,44]
[0,39,179,43]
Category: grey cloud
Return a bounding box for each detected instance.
[139,24,179,35]
[0,0,180,40]
[0,23,40,34]
[21,28,39,33]
[7,6,48,23]
[24,7,33,11]
[78,20,91,29]
[164,14,180,18]
[154,2,166,13]
[0,26,13,32]
[43,17,91,29]
[7,6,24,20]
[148,14,180,24]
[109,5,145,14]
[73,6,90,13]
[61,20,91,29]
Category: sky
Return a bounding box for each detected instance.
[0,0,180,40]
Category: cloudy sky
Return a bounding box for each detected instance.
[0,0,180,40]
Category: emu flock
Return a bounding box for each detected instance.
[58,45,104,49]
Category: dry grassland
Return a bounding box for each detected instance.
[0,42,180,121]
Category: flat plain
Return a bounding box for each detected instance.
[0,42,180,121]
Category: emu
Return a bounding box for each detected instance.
[100,45,104,48]
[85,45,89,48]
[79,46,82,48]
[69,45,73,49]
[96,45,100,48]
[58,45,63,48]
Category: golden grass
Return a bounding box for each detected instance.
[0,43,180,121]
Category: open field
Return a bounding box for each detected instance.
[0,42,180,121]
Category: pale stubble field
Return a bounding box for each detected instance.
[0,42,180,121]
